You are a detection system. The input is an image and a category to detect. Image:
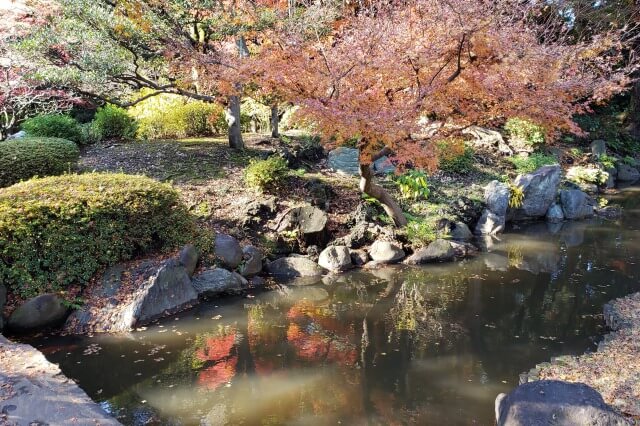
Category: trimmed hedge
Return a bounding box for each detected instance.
[21,114,83,143]
[0,137,80,187]
[0,173,196,297]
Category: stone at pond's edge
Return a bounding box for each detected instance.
[277,205,329,247]
[179,244,199,277]
[239,245,263,277]
[192,268,247,297]
[475,209,505,235]
[485,180,510,217]
[404,239,455,265]
[350,249,369,266]
[511,165,562,220]
[560,189,595,220]
[0,283,6,332]
[0,336,122,425]
[214,234,243,269]
[596,205,622,220]
[265,257,327,278]
[449,222,473,241]
[369,240,405,264]
[64,259,198,334]
[495,380,629,426]
[318,245,353,272]
[545,203,564,223]
[327,147,360,175]
[8,294,68,332]
[616,163,640,182]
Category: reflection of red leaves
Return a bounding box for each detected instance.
[198,356,238,390]
[195,332,236,362]
[286,323,357,365]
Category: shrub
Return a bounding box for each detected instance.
[504,118,545,147]
[0,173,195,297]
[79,122,102,145]
[437,138,475,174]
[566,165,608,185]
[93,104,136,140]
[405,219,439,246]
[395,170,430,200]
[244,156,289,192]
[0,137,80,187]
[598,154,617,170]
[508,153,557,174]
[21,114,82,143]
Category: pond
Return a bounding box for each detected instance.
[26,186,640,425]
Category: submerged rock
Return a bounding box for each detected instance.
[8,294,68,332]
[495,380,629,426]
[265,256,327,278]
[369,240,405,264]
[318,245,353,272]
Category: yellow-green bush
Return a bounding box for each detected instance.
[0,173,195,297]
[0,137,80,187]
[244,156,289,192]
[504,118,545,146]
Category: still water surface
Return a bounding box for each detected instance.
[28,187,640,425]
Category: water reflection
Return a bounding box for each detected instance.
[28,187,640,425]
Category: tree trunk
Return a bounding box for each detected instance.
[270,104,280,138]
[226,95,244,150]
[628,78,640,141]
[359,162,407,227]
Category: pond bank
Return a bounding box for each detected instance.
[522,291,640,418]
[0,336,120,425]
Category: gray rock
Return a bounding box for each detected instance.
[333,222,370,249]
[369,240,405,264]
[591,139,607,158]
[405,239,455,265]
[545,203,564,223]
[462,126,514,155]
[8,294,68,332]
[265,257,327,278]
[277,205,329,247]
[179,244,199,277]
[449,222,473,240]
[495,380,629,426]
[241,196,277,228]
[350,249,369,266]
[475,209,506,235]
[616,163,640,182]
[372,156,396,175]
[192,268,247,297]
[6,130,26,140]
[239,245,263,277]
[250,276,266,287]
[214,234,243,269]
[596,206,622,220]
[512,165,562,219]
[327,147,359,175]
[485,180,510,216]
[449,240,478,258]
[318,246,353,272]
[560,189,595,220]
[64,259,198,334]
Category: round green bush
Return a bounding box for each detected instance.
[0,173,196,297]
[21,114,82,143]
[93,104,136,140]
[0,137,80,187]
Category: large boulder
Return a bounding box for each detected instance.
[214,234,243,269]
[277,205,329,247]
[64,259,198,334]
[475,209,505,235]
[8,294,68,332]
[327,147,359,175]
[590,139,607,158]
[239,246,263,277]
[318,246,353,272]
[545,203,564,223]
[616,163,640,182]
[495,380,629,426]
[560,189,595,220]
[265,256,327,278]
[485,180,510,216]
[179,244,199,277]
[192,268,247,297]
[511,165,562,220]
[369,240,405,264]
[405,239,455,265]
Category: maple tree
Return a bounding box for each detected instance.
[252,0,638,225]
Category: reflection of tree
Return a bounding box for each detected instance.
[193,326,238,390]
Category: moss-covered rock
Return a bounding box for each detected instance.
[0,173,195,297]
[0,137,80,187]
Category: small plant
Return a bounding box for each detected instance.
[0,137,80,187]
[244,156,289,192]
[436,138,475,174]
[504,117,545,146]
[93,104,137,140]
[21,114,82,143]
[508,183,525,208]
[405,219,439,246]
[566,165,608,185]
[508,153,557,174]
[395,170,430,200]
[569,147,583,157]
[598,154,617,170]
